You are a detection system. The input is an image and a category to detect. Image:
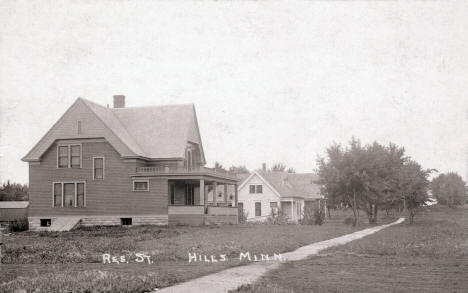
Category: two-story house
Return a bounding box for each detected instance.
[22,96,239,231]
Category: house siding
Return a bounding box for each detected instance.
[29,139,169,218]
[238,174,279,221]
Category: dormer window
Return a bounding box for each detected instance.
[57,144,81,168]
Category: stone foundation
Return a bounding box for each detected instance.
[28,215,168,231]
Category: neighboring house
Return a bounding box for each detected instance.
[0,201,29,222]
[237,171,323,222]
[22,95,239,231]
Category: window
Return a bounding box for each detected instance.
[249,185,263,194]
[256,185,263,193]
[133,180,149,192]
[70,145,81,168]
[77,183,85,207]
[270,202,278,208]
[185,184,194,205]
[93,157,104,180]
[57,144,81,168]
[40,219,51,227]
[54,183,62,207]
[58,146,68,168]
[170,183,175,205]
[64,183,75,207]
[53,182,85,208]
[255,202,261,217]
[77,121,82,134]
[121,218,132,226]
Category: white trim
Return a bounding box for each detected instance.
[57,143,82,169]
[133,179,149,192]
[52,181,86,208]
[254,201,262,217]
[239,171,283,198]
[69,144,82,168]
[92,156,105,180]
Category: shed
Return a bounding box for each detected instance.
[0,201,29,222]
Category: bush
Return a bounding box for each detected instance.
[239,208,248,223]
[266,208,289,225]
[9,217,29,232]
[343,217,354,225]
[301,206,315,225]
[314,208,325,225]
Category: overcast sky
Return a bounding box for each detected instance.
[1,1,468,184]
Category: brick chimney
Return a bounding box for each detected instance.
[262,163,267,172]
[113,95,125,108]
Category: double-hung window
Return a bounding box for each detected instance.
[57,144,81,168]
[58,146,69,168]
[93,157,104,180]
[70,145,81,168]
[249,184,263,194]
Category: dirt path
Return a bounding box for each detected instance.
[157,218,405,293]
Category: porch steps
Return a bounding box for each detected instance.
[49,217,81,231]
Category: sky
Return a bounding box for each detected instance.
[1,1,468,184]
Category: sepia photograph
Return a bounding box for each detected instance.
[0,1,467,292]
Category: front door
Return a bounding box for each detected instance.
[185,184,195,205]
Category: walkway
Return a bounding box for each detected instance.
[158,218,405,293]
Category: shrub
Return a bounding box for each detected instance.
[239,208,248,223]
[343,217,354,225]
[9,217,29,232]
[314,208,325,225]
[266,208,289,225]
[301,206,315,225]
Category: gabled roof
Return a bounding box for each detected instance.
[0,201,29,209]
[241,171,322,200]
[22,98,206,162]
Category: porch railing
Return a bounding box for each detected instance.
[135,166,238,179]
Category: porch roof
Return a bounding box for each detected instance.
[132,166,238,184]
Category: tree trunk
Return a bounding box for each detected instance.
[352,189,358,226]
[409,210,415,224]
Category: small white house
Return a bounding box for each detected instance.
[237,171,323,222]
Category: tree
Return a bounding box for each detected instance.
[229,165,249,174]
[214,161,226,171]
[268,163,296,173]
[431,172,465,207]
[0,181,29,201]
[317,138,429,225]
[270,163,286,172]
[397,161,432,224]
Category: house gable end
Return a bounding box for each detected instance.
[22,98,136,162]
[239,172,282,199]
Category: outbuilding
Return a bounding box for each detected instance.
[0,201,29,222]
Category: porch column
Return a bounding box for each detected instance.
[291,200,294,221]
[224,184,228,205]
[200,179,205,206]
[234,184,238,207]
[213,182,217,206]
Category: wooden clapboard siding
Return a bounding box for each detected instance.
[29,139,169,217]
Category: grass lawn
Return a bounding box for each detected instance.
[0,213,389,293]
[232,205,468,293]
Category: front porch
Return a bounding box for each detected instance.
[134,166,240,225]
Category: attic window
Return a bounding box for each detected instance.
[77,121,82,134]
